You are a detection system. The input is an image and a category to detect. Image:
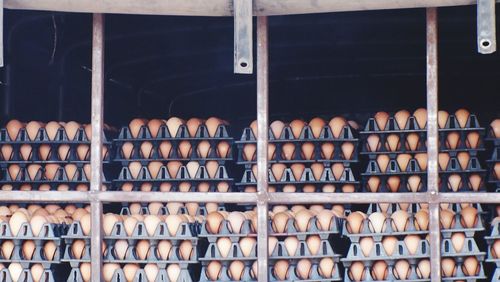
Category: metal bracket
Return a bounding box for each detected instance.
[477,0,496,54]
[233,0,253,74]
[0,0,4,67]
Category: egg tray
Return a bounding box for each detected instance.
[491,268,500,282]
[62,244,198,268]
[235,142,359,166]
[438,174,488,193]
[0,144,112,165]
[200,238,340,261]
[0,127,115,144]
[116,123,232,141]
[440,213,485,238]
[199,262,342,282]
[342,239,430,265]
[485,220,500,240]
[238,123,357,143]
[366,203,427,215]
[440,237,486,261]
[63,221,199,242]
[0,222,68,240]
[236,183,359,193]
[113,142,232,166]
[440,263,487,282]
[0,268,56,282]
[0,243,62,267]
[361,176,428,193]
[67,266,194,282]
[199,217,340,242]
[113,164,232,183]
[0,166,110,184]
[361,113,483,133]
[343,264,431,282]
[341,216,429,242]
[237,166,358,186]
[119,205,220,217]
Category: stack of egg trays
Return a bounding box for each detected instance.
[0,221,68,282]
[0,125,113,190]
[486,219,500,282]
[62,217,199,282]
[112,122,233,192]
[341,204,430,281]
[360,113,486,193]
[236,122,359,193]
[486,123,500,192]
[118,204,223,218]
[198,214,342,281]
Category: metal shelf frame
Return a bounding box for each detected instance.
[0,7,499,282]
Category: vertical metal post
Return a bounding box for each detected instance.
[90,13,104,282]
[233,0,253,73]
[477,0,496,54]
[256,16,269,282]
[426,7,441,282]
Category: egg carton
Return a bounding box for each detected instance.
[0,165,110,183]
[200,238,339,261]
[116,123,231,141]
[361,113,482,133]
[268,262,342,282]
[0,222,67,240]
[441,237,485,261]
[343,262,431,282]
[440,262,487,282]
[361,175,428,193]
[114,164,232,182]
[0,127,114,144]
[342,214,428,242]
[0,241,62,266]
[0,145,112,165]
[237,166,358,185]
[66,266,193,282]
[0,268,55,282]
[236,142,359,166]
[238,123,357,143]
[440,212,485,238]
[342,239,430,265]
[199,219,255,241]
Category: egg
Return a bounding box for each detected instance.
[374,112,389,131]
[341,142,355,160]
[346,212,365,234]
[206,261,222,280]
[349,261,365,281]
[440,209,456,229]
[319,142,334,159]
[242,144,256,161]
[327,117,346,138]
[270,163,286,182]
[446,132,461,150]
[296,259,312,279]
[123,264,139,282]
[103,213,120,236]
[368,212,386,233]
[294,209,313,232]
[2,240,14,259]
[9,211,29,236]
[30,215,49,237]
[268,236,278,255]
[227,260,245,280]
[103,263,121,282]
[393,260,411,279]
[417,259,431,278]
[366,134,380,152]
[414,209,429,231]
[8,263,23,282]
[406,175,422,192]
[359,237,374,257]
[179,240,193,260]
[376,155,390,173]
[460,206,478,228]
[406,133,420,151]
[25,121,42,141]
[306,235,321,255]
[386,134,400,151]
[391,210,409,232]
[18,144,32,161]
[290,120,306,139]
[30,264,44,282]
[413,108,427,129]
[129,118,146,138]
[135,240,149,260]
[315,210,334,231]
[147,119,164,138]
[404,235,420,255]
[371,261,388,280]
[144,263,159,282]
[166,264,181,282]
[382,236,398,256]
[71,240,86,259]
[454,108,470,128]
[367,176,381,192]
[438,153,450,171]
[280,142,295,160]
[45,121,62,140]
[225,212,245,234]
[111,239,127,260]
[164,214,185,236]
[441,258,457,278]
[239,237,256,257]
[77,263,91,282]
[44,241,57,260]
[0,145,13,161]
[387,176,401,192]
[6,120,23,141]
[319,258,336,278]
[393,110,410,129]
[273,260,289,280]
[7,164,21,181]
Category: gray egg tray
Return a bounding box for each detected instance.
[441,237,485,261]
[362,158,426,176]
[268,262,342,282]
[342,239,430,265]
[0,222,67,240]
[238,123,357,143]
[237,165,358,185]
[0,240,62,267]
[492,267,500,282]
[199,263,256,282]
[199,219,255,240]
[361,113,482,133]
[440,261,487,282]
[200,238,339,261]
[0,127,114,144]
[440,213,485,238]
[361,175,428,193]
[0,165,109,184]
[366,203,427,215]
[114,164,232,182]
[344,261,432,282]
[116,123,231,141]
[342,214,428,242]
[119,204,220,217]
[0,268,55,282]
[66,265,193,282]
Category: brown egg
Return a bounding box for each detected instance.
[306,235,321,255]
[437,153,450,171]
[387,176,401,192]
[406,175,421,192]
[6,120,23,141]
[178,141,192,158]
[272,212,290,233]
[239,237,256,257]
[206,261,222,281]
[112,240,128,260]
[376,155,390,173]
[228,260,245,280]
[331,163,345,181]
[185,118,203,137]
[30,263,44,282]
[413,153,427,171]
[454,109,470,128]
[367,176,381,192]
[44,241,57,260]
[206,117,224,137]
[316,210,334,231]
[206,212,224,234]
[462,256,479,276]
[165,214,185,236]
[308,117,325,138]
[249,120,258,138]
[205,161,219,178]
[374,112,390,131]
[466,132,480,149]
[8,263,23,282]
[145,119,163,138]
[491,119,500,137]
[217,141,231,158]
[404,235,420,255]
[438,110,450,129]
[122,264,139,282]
[349,261,366,281]
[79,213,91,236]
[360,237,374,257]
[296,259,312,279]
[281,236,298,256]
[447,174,462,192]
[460,206,478,228]
[415,259,431,279]
[103,263,121,282]
[154,240,172,260]
[18,144,32,161]
[71,239,86,259]
[290,120,306,139]
[38,144,51,161]
[394,260,411,279]
[156,142,172,159]
[319,258,336,278]
[346,212,365,234]
[414,209,429,231]
[270,120,286,139]
[30,215,49,237]
[282,143,296,160]
[7,164,21,181]
[178,240,193,260]
[368,212,387,233]
[495,163,500,180]
[440,209,456,229]
[491,240,500,258]
[371,261,388,280]
[227,212,246,234]
[394,110,410,129]
[0,145,13,161]
[2,240,14,259]
[386,134,400,151]
[270,163,286,182]
[65,164,78,181]
[322,184,336,193]
[45,121,62,140]
[273,260,289,280]
[406,133,420,151]
[129,119,146,138]
[135,240,150,260]
[27,164,42,181]
[21,240,35,259]
[242,144,256,161]
[25,121,42,141]
[268,236,278,255]
[457,152,470,170]
[449,232,466,253]
[118,142,133,159]
[294,209,313,232]
[366,134,380,152]
[63,121,80,141]
[446,132,460,150]
[382,236,398,256]
[9,211,29,236]
[316,143,332,160]
[413,108,427,129]
[145,263,160,282]
[329,117,347,138]
[341,142,355,160]
[103,213,121,236]
[391,210,409,232]
[166,117,184,137]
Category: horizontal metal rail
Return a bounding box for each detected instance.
[4,0,499,16]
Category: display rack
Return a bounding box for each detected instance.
[1,2,500,282]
